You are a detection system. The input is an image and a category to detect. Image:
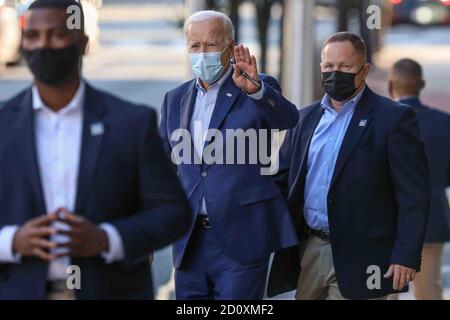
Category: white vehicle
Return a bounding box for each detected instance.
[0,0,21,67]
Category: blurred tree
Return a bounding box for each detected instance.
[337,0,353,32]
[254,0,279,73]
[203,0,283,74]
[336,0,380,63]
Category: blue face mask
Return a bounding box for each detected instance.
[189,44,230,84]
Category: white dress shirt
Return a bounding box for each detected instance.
[0,81,124,280]
[189,67,265,215]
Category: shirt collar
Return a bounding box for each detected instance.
[32,80,86,115]
[321,85,366,114]
[195,65,233,94]
[398,95,419,102]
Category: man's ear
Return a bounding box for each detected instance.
[359,63,371,84]
[388,80,395,99]
[363,62,371,76]
[229,39,236,58]
[420,79,425,90]
[79,34,89,56]
[223,40,235,66]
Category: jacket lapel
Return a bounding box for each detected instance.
[288,104,323,201]
[179,80,197,130]
[11,89,47,216]
[74,84,108,214]
[329,87,374,191]
[178,73,240,167]
[178,80,202,165]
[399,97,422,109]
[201,75,241,168]
[206,74,241,133]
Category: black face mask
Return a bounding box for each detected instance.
[22,42,81,86]
[321,65,365,102]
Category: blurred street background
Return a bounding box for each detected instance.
[1,0,449,299]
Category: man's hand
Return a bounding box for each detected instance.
[232,44,260,95]
[384,264,416,291]
[56,209,108,258]
[12,214,59,261]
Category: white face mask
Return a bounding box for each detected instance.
[189,44,230,84]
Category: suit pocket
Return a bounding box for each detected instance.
[238,184,280,206]
[367,224,398,239]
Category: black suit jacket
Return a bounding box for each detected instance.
[268,87,430,299]
[400,97,450,243]
[0,83,192,299]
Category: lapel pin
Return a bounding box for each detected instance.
[226,93,233,98]
[90,122,104,136]
[359,119,367,127]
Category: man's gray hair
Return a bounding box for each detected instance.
[184,10,235,43]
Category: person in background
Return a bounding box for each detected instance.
[268,32,430,300]
[389,58,450,300]
[159,10,299,300]
[0,0,191,300]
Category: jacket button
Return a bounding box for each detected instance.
[201,172,207,178]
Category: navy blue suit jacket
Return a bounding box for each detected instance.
[268,87,430,299]
[400,97,450,243]
[159,73,300,268]
[0,83,192,299]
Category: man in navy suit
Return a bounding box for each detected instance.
[0,0,191,300]
[388,58,450,300]
[159,10,299,300]
[267,32,430,300]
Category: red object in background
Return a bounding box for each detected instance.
[390,0,403,5]
[19,15,26,30]
[440,0,450,7]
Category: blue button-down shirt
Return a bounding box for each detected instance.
[303,87,366,232]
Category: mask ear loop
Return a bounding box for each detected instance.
[356,63,367,75]
[354,63,368,90]
[221,42,234,67]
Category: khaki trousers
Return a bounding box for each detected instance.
[412,243,444,300]
[295,235,387,300]
[46,281,76,300]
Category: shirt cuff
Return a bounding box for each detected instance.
[0,226,21,263]
[99,223,125,264]
[247,81,265,100]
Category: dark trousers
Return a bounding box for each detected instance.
[175,218,270,300]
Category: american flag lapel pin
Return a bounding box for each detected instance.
[359,119,367,127]
[90,122,104,136]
